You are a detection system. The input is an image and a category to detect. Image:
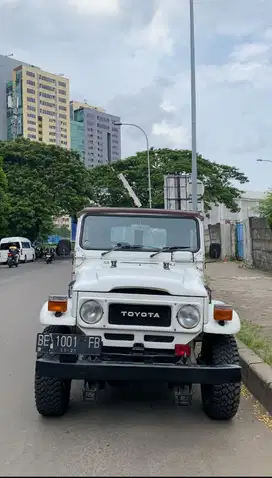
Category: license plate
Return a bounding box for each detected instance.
[36,333,102,355]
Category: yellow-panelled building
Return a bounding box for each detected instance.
[7,64,70,149]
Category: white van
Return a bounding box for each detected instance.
[0,237,36,264]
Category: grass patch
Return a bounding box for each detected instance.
[238,319,272,366]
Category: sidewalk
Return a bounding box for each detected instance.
[206,261,272,344]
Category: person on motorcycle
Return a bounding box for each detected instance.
[8,243,20,263]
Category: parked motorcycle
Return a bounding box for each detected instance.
[7,252,18,268]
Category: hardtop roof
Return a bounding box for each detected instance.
[78,207,203,220]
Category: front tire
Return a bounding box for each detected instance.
[201,335,241,420]
[35,325,71,417]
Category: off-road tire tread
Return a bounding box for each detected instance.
[35,325,71,417]
[201,334,241,421]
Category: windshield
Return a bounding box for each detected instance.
[80,214,200,252]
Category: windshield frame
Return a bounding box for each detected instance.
[79,212,201,253]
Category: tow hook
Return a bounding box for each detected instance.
[172,384,193,406]
[82,381,105,402]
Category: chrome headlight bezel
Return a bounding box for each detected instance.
[79,299,103,325]
[176,304,201,329]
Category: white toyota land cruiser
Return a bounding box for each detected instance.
[35,207,241,419]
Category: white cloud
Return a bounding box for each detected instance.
[67,0,119,15]
[125,5,174,56]
[152,121,190,149]
[160,100,176,113]
[230,42,270,62]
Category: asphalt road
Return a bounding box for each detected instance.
[0,261,271,476]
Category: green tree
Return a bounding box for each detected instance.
[0,138,91,241]
[89,148,248,212]
[0,156,10,237]
[52,225,71,238]
[259,190,272,225]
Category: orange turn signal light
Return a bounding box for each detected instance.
[213,304,233,321]
[48,295,68,313]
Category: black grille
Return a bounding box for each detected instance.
[110,287,170,295]
[108,303,171,327]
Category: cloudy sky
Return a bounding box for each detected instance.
[0,0,272,191]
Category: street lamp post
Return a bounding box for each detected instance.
[189,0,198,211]
[114,122,152,208]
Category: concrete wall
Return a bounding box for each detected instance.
[250,217,272,271]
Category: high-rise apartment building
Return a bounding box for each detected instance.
[70,100,121,168]
[0,54,30,141]
[6,62,70,148]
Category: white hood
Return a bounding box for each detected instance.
[74,260,207,297]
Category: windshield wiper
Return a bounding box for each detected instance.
[101,243,143,257]
[150,246,191,258]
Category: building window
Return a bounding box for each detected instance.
[58,81,66,88]
[59,113,67,119]
[27,113,36,118]
[59,105,66,111]
[27,88,35,95]
[27,105,36,112]
[27,96,35,103]
[40,84,55,92]
[40,92,55,100]
[58,89,66,95]
[40,100,55,108]
[39,75,56,84]
[40,108,55,116]
[28,134,36,139]
[59,97,66,103]
[28,127,36,132]
[28,120,36,125]
[27,80,35,86]
[26,71,35,78]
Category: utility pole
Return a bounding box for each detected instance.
[189,0,198,210]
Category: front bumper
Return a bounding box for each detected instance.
[36,357,241,383]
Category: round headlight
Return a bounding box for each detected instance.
[80,300,103,324]
[177,305,200,329]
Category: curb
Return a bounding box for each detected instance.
[237,339,272,415]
